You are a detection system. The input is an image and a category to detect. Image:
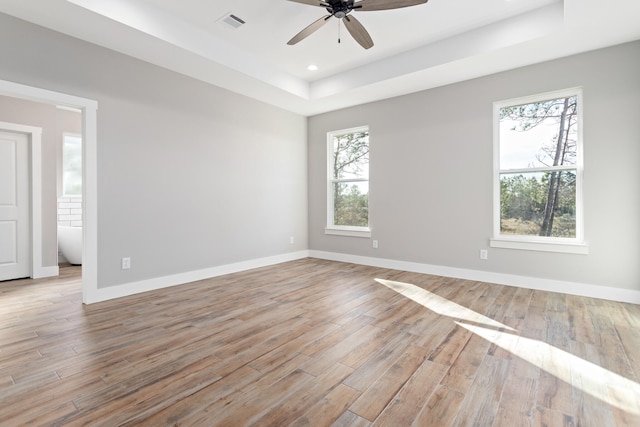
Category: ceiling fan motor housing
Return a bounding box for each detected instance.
[326,0,355,19]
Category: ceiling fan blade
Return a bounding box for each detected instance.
[343,15,374,49]
[287,15,332,45]
[355,0,428,12]
[286,0,331,7]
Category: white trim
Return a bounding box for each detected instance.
[85,250,310,304]
[495,88,584,112]
[0,79,99,303]
[325,228,371,238]
[56,105,82,113]
[327,125,370,139]
[493,87,585,249]
[75,245,640,305]
[308,250,640,305]
[31,128,44,278]
[501,165,578,174]
[490,238,588,254]
[0,121,47,278]
[34,265,60,279]
[82,103,98,304]
[326,125,370,233]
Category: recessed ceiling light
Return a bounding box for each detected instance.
[307,64,318,71]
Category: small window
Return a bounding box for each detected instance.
[63,134,82,196]
[326,126,370,237]
[492,89,586,253]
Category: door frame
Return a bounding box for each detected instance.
[0,79,98,304]
[0,122,43,278]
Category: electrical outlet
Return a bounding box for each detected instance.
[480,249,488,260]
[121,257,131,269]
[372,240,379,249]
[290,236,295,244]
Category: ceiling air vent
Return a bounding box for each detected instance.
[221,13,246,29]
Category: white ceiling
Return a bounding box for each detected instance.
[0,0,639,116]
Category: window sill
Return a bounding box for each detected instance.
[325,228,372,238]
[490,238,588,254]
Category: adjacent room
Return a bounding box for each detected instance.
[0,0,639,425]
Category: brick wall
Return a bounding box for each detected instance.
[57,196,82,227]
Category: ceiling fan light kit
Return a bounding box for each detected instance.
[287,0,429,49]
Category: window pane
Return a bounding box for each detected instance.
[499,96,577,170]
[331,131,369,180]
[63,135,82,195]
[333,181,368,227]
[500,170,576,238]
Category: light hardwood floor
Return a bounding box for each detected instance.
[1,258,639,426]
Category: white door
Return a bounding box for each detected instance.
[0,130,30,281]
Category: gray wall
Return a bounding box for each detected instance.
[0,14,308,288]
[0,95,81,267]
[1,12,638,294]
[308,41,640,291]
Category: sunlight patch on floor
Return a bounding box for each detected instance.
[457,321,640,416]
[374,278,514,331]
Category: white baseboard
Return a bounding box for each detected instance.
[85,250,311,304]
[309,250,640,305]
[84,249,640,305]
[33,265,59,279]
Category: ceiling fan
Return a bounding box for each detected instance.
[286,0,429,50]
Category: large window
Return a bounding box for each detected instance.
[63,133,82,196]
[492,89,586,253]
[326,126,370,237]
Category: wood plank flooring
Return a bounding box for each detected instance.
[1,258,639,426]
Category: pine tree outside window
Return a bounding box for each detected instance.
[491,89,587,254]
[326,126,370,237]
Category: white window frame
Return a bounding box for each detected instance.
[490,88,587,254]
[326,126,371,238]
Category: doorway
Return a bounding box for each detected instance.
[0,79,98,303]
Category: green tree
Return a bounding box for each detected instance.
[331,131,369,227]
[500,174,545,223]
[332,131,369,179]
[334,183,368,227]
[500,96,577,236]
